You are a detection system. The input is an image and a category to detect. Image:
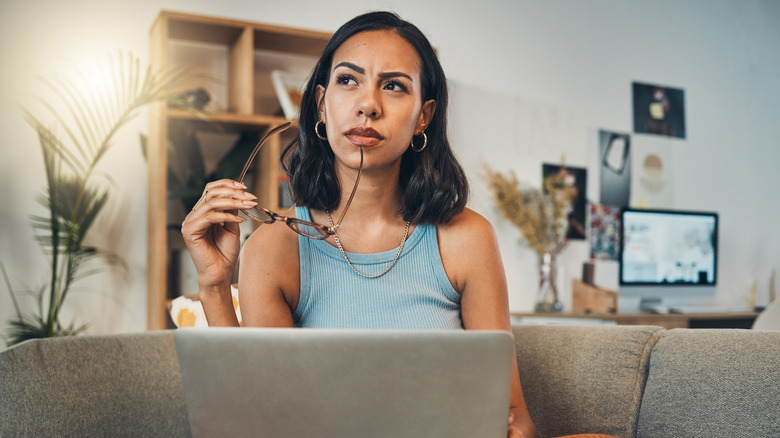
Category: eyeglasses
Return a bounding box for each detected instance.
[236,122,363,240]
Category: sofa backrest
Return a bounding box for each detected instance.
[636,328,780,438]
[512,325,664,438]
[7,325,776,438]
[0,331,189,438]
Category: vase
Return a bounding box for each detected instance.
[534,252,563,312]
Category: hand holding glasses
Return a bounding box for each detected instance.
[235,122,363,240]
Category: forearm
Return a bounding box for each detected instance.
[199,283,240,327]
[510,405,537,438]
[509,353,537,438]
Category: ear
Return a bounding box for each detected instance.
[417,99,436,134]
[315,84,327,123]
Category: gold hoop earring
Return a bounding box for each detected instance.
[315,120,328,141]
[410,132,427,152]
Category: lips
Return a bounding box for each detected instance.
[345,127,383,147]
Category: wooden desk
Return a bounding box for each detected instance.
[511,311,759,330]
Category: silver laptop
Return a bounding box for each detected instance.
[174,328,513,438]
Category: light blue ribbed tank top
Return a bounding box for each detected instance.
[293,206,463,329]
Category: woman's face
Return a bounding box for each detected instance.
[317,29,435,171]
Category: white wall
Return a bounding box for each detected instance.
[1,0,778,337]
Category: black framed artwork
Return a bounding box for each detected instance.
[598,130,631,207]
[632,82,686,139]
[542,163,588,240]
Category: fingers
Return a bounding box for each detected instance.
[507,413,525,438]
[182,209,243,243]
[507,426,524,438]
[182,179,258,239]
[196,197,257,214]
[189,180,258,217]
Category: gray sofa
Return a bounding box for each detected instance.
[1,325,778,438]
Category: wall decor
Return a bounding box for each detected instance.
[630,135,674,208]
[632,82,686,139]
[542,163,588,240]
[598,130,631,207]
[589,203,621,261]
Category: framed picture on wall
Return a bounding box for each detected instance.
[630,135,674,209]
[632,82,686,139]
[542,163,588,240]
[589,203,621,261]
[598,130,631,207]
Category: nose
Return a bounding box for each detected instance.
[356,88,382,119]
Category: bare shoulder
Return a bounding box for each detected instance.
[239,209,301,320]
[437,208,502,293]
[242,221,298,264]
[438,207,498,244]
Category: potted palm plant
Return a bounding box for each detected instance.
[2,51,195,346]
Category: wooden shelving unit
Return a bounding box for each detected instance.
[146,10,331,329]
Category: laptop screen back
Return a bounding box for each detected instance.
[175,328,513,438]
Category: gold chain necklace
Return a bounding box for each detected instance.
[326,211,410,279]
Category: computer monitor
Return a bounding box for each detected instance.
[618,208,718,311]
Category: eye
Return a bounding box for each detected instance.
[384,80,409,93]
[336,74,357,86]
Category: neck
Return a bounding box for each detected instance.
[312,160,410,255]
[331,162,404,228]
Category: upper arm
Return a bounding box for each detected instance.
[438,209,511,331]
[237,221,300,327]
[440,210,536,436]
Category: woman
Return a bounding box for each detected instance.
[181,11,536,438]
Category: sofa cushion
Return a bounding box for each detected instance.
[0,331,189,438]
[636,329,780,438]
[513,325,664,438]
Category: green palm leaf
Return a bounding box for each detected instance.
[4,51,197,346]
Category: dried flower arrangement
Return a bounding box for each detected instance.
[483,165,576,257]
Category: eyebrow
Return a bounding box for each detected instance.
[334,61,414,82]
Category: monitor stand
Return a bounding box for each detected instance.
[639,298,668,313]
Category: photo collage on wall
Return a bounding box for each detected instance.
[587,81,686,260]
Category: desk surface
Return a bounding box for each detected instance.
[511,311,760,329]
[512,311,758,319]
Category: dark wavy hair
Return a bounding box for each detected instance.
[281,11,468,224]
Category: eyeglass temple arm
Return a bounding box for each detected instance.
[236,122,294,183]
[333,146,363,228]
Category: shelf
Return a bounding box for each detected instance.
[147,10,331,330]
[166,108,291,128]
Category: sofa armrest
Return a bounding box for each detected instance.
[636,329,780,437]
[0,331,189,437]
[513,325,664,438]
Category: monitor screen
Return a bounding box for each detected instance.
[620,209,718,286]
